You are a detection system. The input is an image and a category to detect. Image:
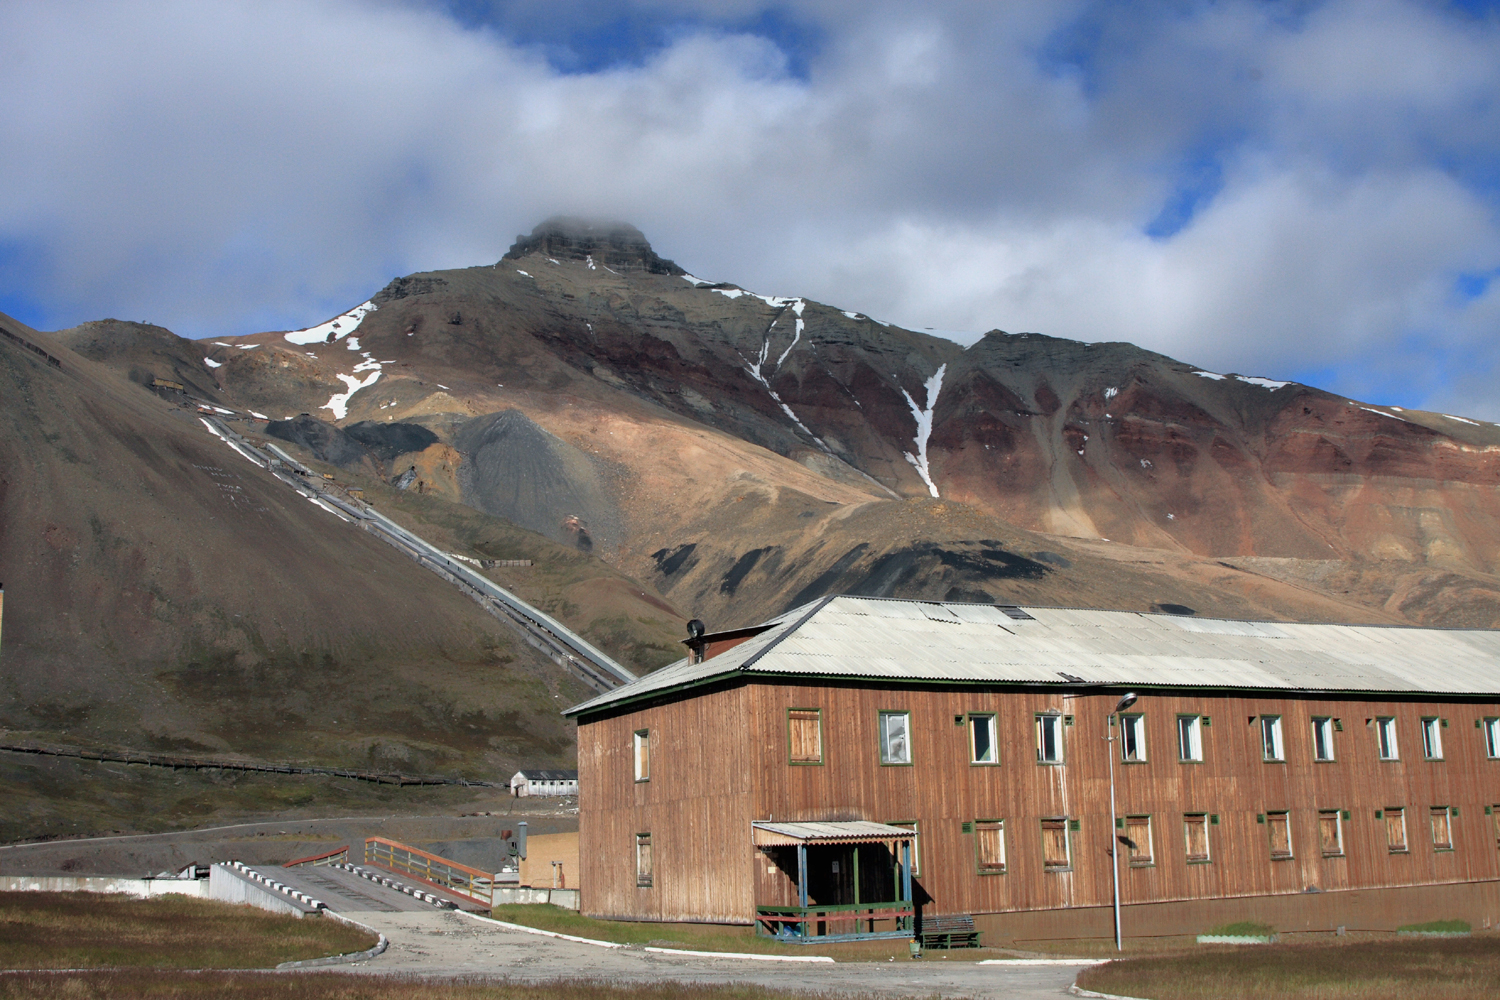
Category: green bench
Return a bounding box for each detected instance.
[919,913,981,949]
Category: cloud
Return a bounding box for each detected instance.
[1,0,1498,416]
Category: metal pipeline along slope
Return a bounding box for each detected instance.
[198,415,637,693]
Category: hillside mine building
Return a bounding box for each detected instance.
[509,769,579,797]
[565,595,1500,945]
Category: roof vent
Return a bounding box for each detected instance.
[998,606,1034,620]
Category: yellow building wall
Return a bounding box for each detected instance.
[520,832,581,889]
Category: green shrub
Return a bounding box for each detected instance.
[1206,921,1275,937]
[1397,919,1470,934]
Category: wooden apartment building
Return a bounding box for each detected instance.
[565,596,1500,943]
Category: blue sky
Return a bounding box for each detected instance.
[2,0,1499,417]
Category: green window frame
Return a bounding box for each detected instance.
[787,707,823,765]
[974,819,1005,874]
[1035,712,1065,764]
[878,710,912,766]
[1041,817,1072,871]
[969,713,999,765]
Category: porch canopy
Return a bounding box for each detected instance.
[751,821,916,943]
[751,821,913,846]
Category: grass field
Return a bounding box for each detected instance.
[486,904,981,962]
[0,972,826,1000]
[1074,934,1500,999]
[0,892,375,970]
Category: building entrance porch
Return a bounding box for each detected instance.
[751,821,915,942]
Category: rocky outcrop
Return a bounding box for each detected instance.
[502,217,685,275]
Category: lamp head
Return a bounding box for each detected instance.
[1114,692,1138,714]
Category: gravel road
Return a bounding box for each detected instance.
[339,911,1094,999]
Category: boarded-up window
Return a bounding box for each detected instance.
[1377,717,1399,760]
[1042,818,1071,871]
[879,711,911,765]
[635,832,653,887]
[1386,807,1408,852]
[975,820,1005,874]
[1120,714,1146,762]
[1431,807,1453,850]
[1319,810,1344,856]
[633,729,650,782]
[788,709,822,764]
[1267,811,1292,859]
[1124,815,1153,867]
[970,714,998,764]
[1184,814,1210,862]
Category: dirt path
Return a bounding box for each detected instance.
[342,911,1091,998]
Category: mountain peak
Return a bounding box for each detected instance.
[503,217,684,275]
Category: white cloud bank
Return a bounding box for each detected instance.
[1,0,1498,416]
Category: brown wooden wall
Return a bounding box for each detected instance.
[577,683,756,922]
[578,678,1500,924]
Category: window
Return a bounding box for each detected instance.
[1261,716,1285,761]
[1492,805,1500,849]
[633,729,650,782]
[1377,717,1399,760]
[1485,718,1500,759]
[1184,814,1211,863]
[1431,806,1454,851]
[1119,714,1146,762]
[1312,717,1336,762]
[1041,817,1072,871]
[1319,810,1344,857]
[1267,811,1293,859]
[1035,713,1065,763]
[1124,815,1153,867]
[969,714,998,764]
[1385,807,1408,853]
[887,820,921,876]
[879,711,911,765]
[1177,715,1203,762]
[788,708,822,764]
[1422,717,1444,760]
[975,820,1006,874]
[635,832,653,887]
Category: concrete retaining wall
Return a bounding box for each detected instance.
[208,864,313,917]
[0,875,207,898]
[495,886,579,909]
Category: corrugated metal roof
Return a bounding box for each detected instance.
[565,596,1500,716]
[751,821,915,845]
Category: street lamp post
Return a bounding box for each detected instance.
[1107,691,1138,953]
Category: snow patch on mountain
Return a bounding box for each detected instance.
[901,364,947,498]
[203,357,222,368]
[739,317,827,450]
[284,300,376,346]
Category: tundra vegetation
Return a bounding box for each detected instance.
[1075,934,1500,999]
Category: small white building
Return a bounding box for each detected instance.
[510,768,579,797]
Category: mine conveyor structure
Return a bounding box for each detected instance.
[199,416,636,693]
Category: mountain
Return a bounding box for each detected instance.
[164,217,1500,630]
[0,308,696,841]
